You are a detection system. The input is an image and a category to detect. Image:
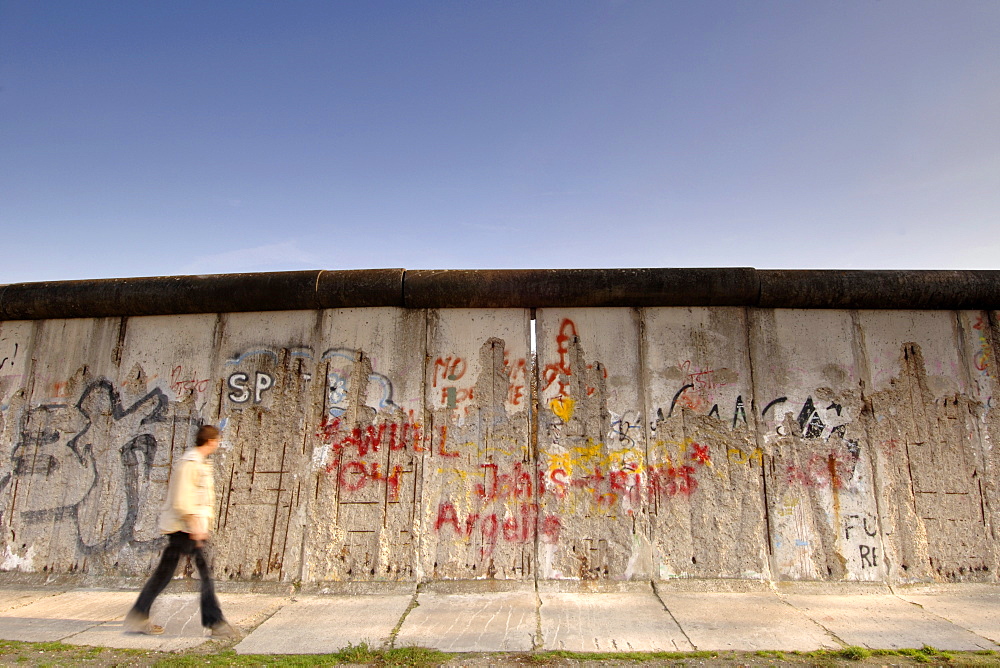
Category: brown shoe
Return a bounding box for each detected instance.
[123,610,164,635]
[209,620,239,638]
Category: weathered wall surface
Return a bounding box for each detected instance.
[1,269,998,586]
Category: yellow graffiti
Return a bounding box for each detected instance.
[549,397,576,422]
[776,494,800,518]
[649,437,699,465]
[727,446,764,466]
[544,439,645,478]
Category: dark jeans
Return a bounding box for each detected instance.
[130,532,225,628]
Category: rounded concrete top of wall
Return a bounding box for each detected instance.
[2,268,1000,319]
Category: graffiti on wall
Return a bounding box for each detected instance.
[4,378,174,553]
[431,352,527,411]
[0,311,995,585]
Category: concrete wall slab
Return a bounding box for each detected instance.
[642,306,765,580]
[305,307,426,583]
[420,308,532,580]
[535,308,646,580]
[750,309,882,582]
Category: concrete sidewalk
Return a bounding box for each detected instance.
[0,581,997,656]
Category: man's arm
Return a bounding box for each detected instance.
[174,458,210,543]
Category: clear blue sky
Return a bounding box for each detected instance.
[2,1,998,283]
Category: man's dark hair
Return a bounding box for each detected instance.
[196,425,220,447]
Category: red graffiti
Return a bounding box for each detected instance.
[440,386,474,407]
[542,319,577,397]
[432,356,467,387]
[673,386,711,413]
[476,462,533,501]
[170,365,211,395]
[434,501,562,548]
[504,352,527,406]
[649,464,698,498]
[543,465,642,507]
[690,443,712,466]
[328,460,403,501]
[318,417,422,457]
[317,416,459,458]
[541,319,607,399]
[679,361,732,392]
[785,450,857,489]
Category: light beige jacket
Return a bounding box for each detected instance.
[158,447,216,535]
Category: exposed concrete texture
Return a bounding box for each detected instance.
[539,591,692,651]
[234,594,412,654]
[393,590,537,652]
[2,296,1000,587]
[643,307,766,580]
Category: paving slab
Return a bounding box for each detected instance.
[394,590,536,652]
[235,594,412,655]
[660,592,837,652]
[0,588,65,613]
[540,591,693,652]
[0,590,135,643]
[66,592,289,652]
[781,593,997,651]
[896,586,1000,646]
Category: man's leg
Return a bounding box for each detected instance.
[192,544,233,634]
[125,533,185,633]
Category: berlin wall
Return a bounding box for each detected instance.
[1,268,999,587]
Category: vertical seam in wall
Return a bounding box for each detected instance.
[744,307,774,576]
[416,307,431,583]
[529,308,540,588]
[952,309,990,534]
[635,306,652,576]
[984,310,1000,542]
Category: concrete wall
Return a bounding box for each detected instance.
[1,270,999,586]
[0,270,1000,584]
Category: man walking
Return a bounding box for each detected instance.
[124,424,237,638]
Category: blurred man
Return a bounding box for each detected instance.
[124,425,236,638]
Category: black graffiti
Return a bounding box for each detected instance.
[666,384,695,418]
[761,397,788,418]
[731,395,748,429]
[844,514,879,540]
[9,379,171,553]
[0,342,17,370]
[797,397,825,439]
[860,545,878,568]
[661,388,861,448]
